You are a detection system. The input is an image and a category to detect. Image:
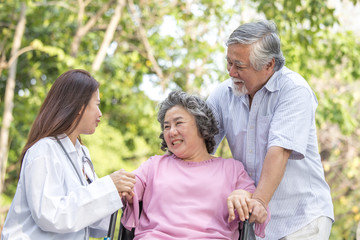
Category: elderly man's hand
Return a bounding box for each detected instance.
[227,189,252,222]
[246,198,268,224]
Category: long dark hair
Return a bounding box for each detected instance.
[20,69,99,166]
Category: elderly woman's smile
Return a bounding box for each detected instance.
[163,105,209,162]
[172,140,182,145]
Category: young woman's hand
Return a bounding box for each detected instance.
[110,169,136,197]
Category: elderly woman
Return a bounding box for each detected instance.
[121,91,269,239]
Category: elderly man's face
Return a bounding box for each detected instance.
[226,44,273,98]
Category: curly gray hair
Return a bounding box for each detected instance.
[157,91,219,154]
[227,20,285,71]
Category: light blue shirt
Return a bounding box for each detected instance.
[207,67,334,239]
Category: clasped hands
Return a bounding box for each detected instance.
[227,189,268,224]
[110,169,136,202]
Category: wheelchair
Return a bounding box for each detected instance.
[105,201,250,240]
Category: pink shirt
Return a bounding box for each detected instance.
[122,154,269,239]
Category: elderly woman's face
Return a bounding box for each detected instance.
[163,105,206,161]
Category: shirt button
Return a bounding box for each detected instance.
[249,149,253,153]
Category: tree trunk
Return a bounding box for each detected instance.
[0,2,27,194]
[70,0,114,57]
[128,0,166,89]
[92,0,125,71]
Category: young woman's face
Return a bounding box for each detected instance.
[163,105,207,161]
[78,89,102,135]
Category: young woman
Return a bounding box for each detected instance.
[2,69,136,240]
[121,91,270,239]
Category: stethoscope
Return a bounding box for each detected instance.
[56,136,95,185]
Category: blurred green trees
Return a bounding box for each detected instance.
[0,0,359,238]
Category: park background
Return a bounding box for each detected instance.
[0,0,359,239]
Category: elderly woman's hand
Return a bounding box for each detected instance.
[227,189,252,222]
[110,169,136,197]
[121,192,134,204]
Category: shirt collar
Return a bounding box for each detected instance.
[55,133,81,154]
[263,66,285,93]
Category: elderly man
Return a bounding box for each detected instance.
[207,20,334,239]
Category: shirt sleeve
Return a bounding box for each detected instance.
[234,161,256,193]
[121,156,152,229]
[88,215,110,238]
[24,150,122,233]
[268,86,315,159]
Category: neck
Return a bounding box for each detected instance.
[66,131,78,146]
[182,151,213,162]
[248,95,253,109]
[248,71,275,108]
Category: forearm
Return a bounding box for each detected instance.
[252,146,291,206]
